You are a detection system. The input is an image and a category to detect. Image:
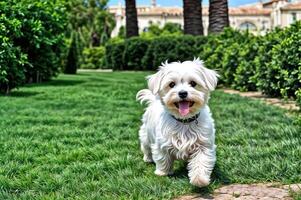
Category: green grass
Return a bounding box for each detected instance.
[0,72,300,199]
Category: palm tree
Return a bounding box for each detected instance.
[125,0,139,37]
[183,0,203,35]
[208,0,229,34]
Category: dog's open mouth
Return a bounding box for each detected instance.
[174,101,194,116]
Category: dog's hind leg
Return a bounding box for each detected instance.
[139,124,153,163]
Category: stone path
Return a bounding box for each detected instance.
[175,183,301,200]
[222,89,299,111]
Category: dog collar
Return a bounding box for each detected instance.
[171,113,200,124]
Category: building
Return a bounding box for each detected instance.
[109,0,301,36]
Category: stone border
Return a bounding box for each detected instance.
[221,89,299,111]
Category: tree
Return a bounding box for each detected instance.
[140,23,182,37]
[183,0,203,35]
[162,22,182,34]
[66,0,115,47]
[125,0,139,38]
[64,32,79,74]
[208,0,229,34]
[118,25,126,38]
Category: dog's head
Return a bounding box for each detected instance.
[147,58,218,119]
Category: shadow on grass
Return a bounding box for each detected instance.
[211,163,231,185]
[171,161,188,179]
[26,79,85,88]
[170,162,231,197]
[1,91,41,97]
[171,162,230,183]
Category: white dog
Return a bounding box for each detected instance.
[136,58,218,187]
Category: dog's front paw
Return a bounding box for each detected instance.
[154,169,174,176]
[143,155,153,163]
[189,175,210,187]
[154,169,169,176]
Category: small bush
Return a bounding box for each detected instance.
[81,46,106,69]
[65,33,79,74]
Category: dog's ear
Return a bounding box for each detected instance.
[147,70,163,94]
[201,66,219,91]
[194,58,219,91]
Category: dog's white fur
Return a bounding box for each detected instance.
[136,58,218,187]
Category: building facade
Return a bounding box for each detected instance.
[109,0,301,36]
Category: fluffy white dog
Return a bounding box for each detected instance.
[136,58,218,187]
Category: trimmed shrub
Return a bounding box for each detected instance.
[81,46,106,69]
[105,35,207,70]
[123,37,150,70]
[253,28,287,96]
[142,35,207,70]
[104,38,125,70]
[266,23,301,99]
[233,36,262,91]
[142,36,178,70]
[252,22,301,98]
[64,33,79,74]
[202,28,250,84]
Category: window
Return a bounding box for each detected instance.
[261,20,268,30]
[239,22,257,31]
[143,27,148,32]
[292,12,297,22]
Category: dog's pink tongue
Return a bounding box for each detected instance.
[179,101,190,116]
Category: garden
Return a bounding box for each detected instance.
[0,0,300,199]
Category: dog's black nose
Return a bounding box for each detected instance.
[178,91,188,99]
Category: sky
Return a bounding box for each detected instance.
[108,0,260,7]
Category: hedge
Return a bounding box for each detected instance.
[104,38,125,70]
[142,35,207,70]
[124,37,150,70]
[105,35,207,71]
[0,0,66,93]
[0,12,26,93]
[104,24,301,108]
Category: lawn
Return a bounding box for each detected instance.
[0,72,300,199]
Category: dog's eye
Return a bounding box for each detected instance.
[190,81,197,87]
[169,82,175,88]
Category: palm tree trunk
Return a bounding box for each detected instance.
[208,0,229,34]
[183,0,203,35]
[125,0,139,38]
